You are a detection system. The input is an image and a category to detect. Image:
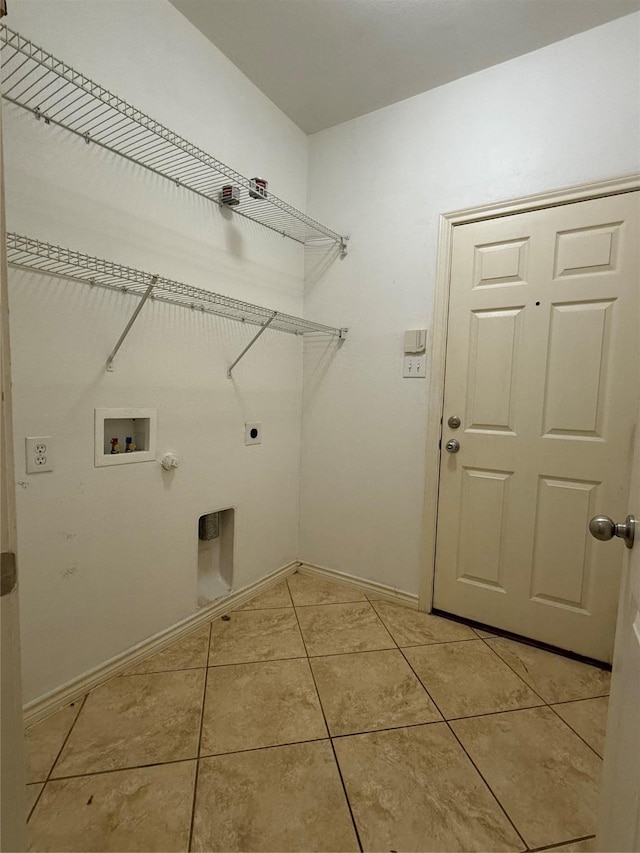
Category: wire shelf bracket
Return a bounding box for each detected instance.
[6,233,348,374]
[106,276,156,372]
[227,312,277,379]
[0,25,349,256]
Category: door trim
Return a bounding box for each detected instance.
[418,172,640,612]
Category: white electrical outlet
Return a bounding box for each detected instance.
[403,355,427,378]
[26,436,54,473]
[245,422,262,445]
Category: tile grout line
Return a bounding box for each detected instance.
[398,646,530,852]
[427,702,547,725]
[283,579,295,608]
[30,736,368,786]
[187,620,212,853]
[27,584,394,840]
[236,596,392,610]
[454,636,608,849]
[236,576,296,610]
[119,663,209,678]
[529,833,596,852]
[287,577,364,853]
[545,703,605,760]
[34,693,566,784]
[477,636,548,705]
[328,732,365,852]
[53,689,556,767]
[548,693,610,705]
[330,719,441,739]
[293,597,396,656]
[27,641,606,774]
[32,595,476,786]
[337,600,527,850]
[199,735,332,762]
[26,579,604,850]
[351,595,530,849]
[393,636,480,648]
[485,635,610,708]
[137,635,486,677]
[478,635,609,758]
[208,654,307,668]
[312,612,452,738]
[442,633,606,844]
[293,598,369,607]
[28,693,89,823]
[368,599,488,660]
[358,598,398,648]
[26,755,200,785]
[236,574,295,611]
[365,602,439,699]
[217,585,601,849]
[25,781,44,825]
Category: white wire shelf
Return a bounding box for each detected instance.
[0,25,348,255]
[7,233,347,374]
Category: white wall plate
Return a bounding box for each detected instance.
[95,408,157,467]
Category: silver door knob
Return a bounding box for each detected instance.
[589,515,635,549]
[445,439,460,454]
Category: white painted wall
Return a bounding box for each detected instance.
[5,0,309,702]
[8,3,640,703]
[300,15,640,595]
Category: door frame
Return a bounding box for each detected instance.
[418,172,640,613]
[0,87,26,849]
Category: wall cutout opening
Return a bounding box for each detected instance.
[95,408,157,467]
[198,508,234,606]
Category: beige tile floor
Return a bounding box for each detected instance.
[25,571,609,852]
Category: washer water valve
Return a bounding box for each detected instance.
[160,452,179,471]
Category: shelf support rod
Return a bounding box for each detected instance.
[106,276,157,372]
[227,312,277,378]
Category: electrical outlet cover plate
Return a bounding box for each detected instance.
[26,436,53,473]
[245,422,262,445]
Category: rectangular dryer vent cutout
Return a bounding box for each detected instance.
[198,508,234,606]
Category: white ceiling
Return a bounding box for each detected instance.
[170,0,640,135]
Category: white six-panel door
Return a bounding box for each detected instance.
[433,192,639,662]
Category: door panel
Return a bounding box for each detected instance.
[457,467,512,590]
[433,192,639,661]
[473,238,529,288]
[554,223,621,278]
[467,308,523,433]
[529,476,597,611]
[543,300,613,437]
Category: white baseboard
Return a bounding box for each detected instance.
[24,559,418,726]
[24,561,298,726]
[298,561,419,609]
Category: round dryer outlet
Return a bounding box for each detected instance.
[245,422,262,445]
